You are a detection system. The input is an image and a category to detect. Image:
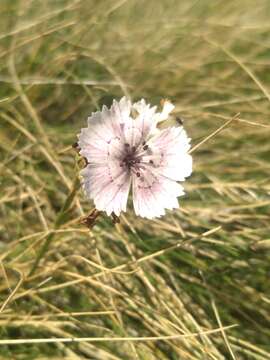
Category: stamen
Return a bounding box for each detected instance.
[176,116,184,125]
[136,172,140,177]
[143,144,148,151]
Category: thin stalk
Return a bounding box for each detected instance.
[28,176,81,276]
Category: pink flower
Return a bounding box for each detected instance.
[78,97,192,219]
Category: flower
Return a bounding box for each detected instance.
[78,97,192,219]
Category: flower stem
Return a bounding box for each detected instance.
[28,176,81,276]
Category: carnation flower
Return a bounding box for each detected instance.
[78,97,192,219]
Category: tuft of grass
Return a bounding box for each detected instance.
[0,0,270,359]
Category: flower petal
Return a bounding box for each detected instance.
[157,100,175,122]
[132,99,157,143]
[130,99,175,144]
[111,96,132,125]
[77,97,131,162]
[132,168,184,219]
[78,97,133,215]
[145,126,192,181]
[81,162,131,216]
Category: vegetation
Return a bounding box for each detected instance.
[0,0,270,358]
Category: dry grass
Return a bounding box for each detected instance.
[0,0,270,359]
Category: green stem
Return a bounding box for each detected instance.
[28,176,81,276]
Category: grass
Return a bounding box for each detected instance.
[0,0,270,358]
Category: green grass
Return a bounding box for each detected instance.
[1,0,270,358]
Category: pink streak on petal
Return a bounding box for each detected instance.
[81,161,131,216]
[133,99,157,143]
[132,167,184,219]
[78,97,131,162]
[145,126,192,181]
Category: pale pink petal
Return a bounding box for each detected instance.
[157,100,175,122]
[78,98,133,215]
[80,137,124,166]
[131,99,175,143]
[132,167,184,219]
[81,161,131,216]
[78,97,131,162]
[111,96,132,125]
[145,126,192,181]
[132,99,157,143]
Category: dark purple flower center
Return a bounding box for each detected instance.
[119,141,154,179]
[121,143,140,171]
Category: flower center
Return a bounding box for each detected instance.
[119,140,153,179]
[120,143,142,176]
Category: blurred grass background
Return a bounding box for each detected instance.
[0,0,270,359]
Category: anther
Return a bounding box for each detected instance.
[176,116,184,125]
[143,144,149,151]
[136,172,140,177]
[149,160,154,164]
[124,143,130,147]
[72,141,79,149]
